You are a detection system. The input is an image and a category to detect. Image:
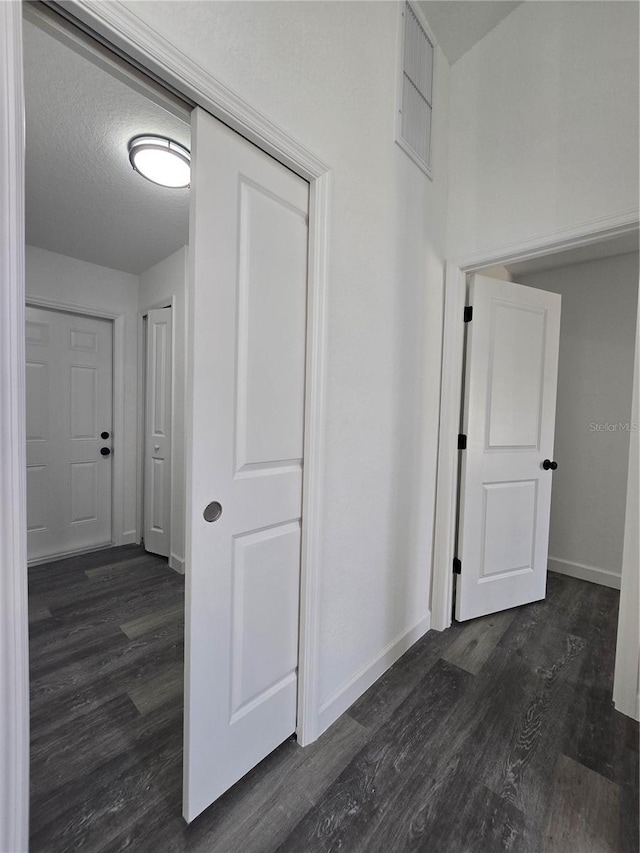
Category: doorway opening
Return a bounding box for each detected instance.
[23,5,191,845]
[434,227,639,629]
[21,0,323,836]
[4,0,331,843]
[432,227,640,723]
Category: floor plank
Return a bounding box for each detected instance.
[543,753,622,853]
[442,607,517,674]
[120,602,184,640]
[128,663,184,715]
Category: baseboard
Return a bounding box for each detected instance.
[317,613,431,736]
[169,554,185,575]
[28,541,114,567]
[548,557,621,590]
[120,530,137,546]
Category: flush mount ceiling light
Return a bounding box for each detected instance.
[128,135,191,188]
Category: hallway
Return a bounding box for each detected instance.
[29,548,638,852]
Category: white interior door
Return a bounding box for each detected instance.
[184,108,309,822]
[456,274,561,621]
[144,307,172,558]
[26,306,113,562]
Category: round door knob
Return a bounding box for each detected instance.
[101,431,110,440]
[154,445,160,452]
[100,447,111,457]
[542,459,557,470]
[203,501,222,523]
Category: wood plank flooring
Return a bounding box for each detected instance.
[29,547,638,852]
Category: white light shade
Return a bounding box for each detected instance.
[128,135,190,188]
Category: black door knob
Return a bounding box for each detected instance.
[101,431,110,440]
[100,447,111,456]
[543,459,557,470]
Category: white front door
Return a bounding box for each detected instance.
[144,307,172,558]
[456,274,561,621]
[26,306,113,562]
[184,109,309,822]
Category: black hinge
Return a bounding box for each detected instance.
[464,306,473,323]
[457,433,467,450]
[453,557,462,575]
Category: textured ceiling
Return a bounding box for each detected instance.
[418,1,522,64]
[24,18,191,276]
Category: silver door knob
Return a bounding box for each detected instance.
[154,444,160,452]
[203,501,222,522]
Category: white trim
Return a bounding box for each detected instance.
[455,209,639,272]
[317,614,431,735]
[63,1,329,183]
[431,262,467,630]
[432,214,640,632]
[613,297,640,721]
[56,0,330,747]
[135,311,145,546]
[169,554,186,575]
[296,171,331,745]
[547,557,621,591]
[26,295,128,549]
[0,5,29,852]
[28,542,113,568]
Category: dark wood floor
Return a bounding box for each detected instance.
[29,545,638,852]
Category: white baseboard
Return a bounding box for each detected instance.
[28,541,114,567]
[169,554,185,575]
[317,613,431,736]
[121,530,137,546]
[548,557,621,590]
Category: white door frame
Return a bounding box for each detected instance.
[0,5,29,850]
[25,297,126,558]
[432,213,640,633]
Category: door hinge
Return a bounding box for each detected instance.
[464,305,473,323]
[457,433,467,450]
[453,557,462,575]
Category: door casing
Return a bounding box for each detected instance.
[432,218,640,633]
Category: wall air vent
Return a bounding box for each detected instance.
[396,2,435,178]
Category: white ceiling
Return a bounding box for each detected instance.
[23,18,191,276]
[418,1,522,64]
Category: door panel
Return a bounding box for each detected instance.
[236,180,308,470]
[143,307,172,557]
[184,108,309,822]
[456,275,561,621]
[25,306,113,562]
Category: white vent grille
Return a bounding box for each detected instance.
[398,2,434,174]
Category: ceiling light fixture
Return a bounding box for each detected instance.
[127,135,190,188]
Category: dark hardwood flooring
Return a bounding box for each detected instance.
[28,546,638,852]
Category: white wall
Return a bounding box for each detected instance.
[447,1,639,260]
[139,246,188,573]
[125,0,451,731]
[25,244,140,545]
[520,253,639,587]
